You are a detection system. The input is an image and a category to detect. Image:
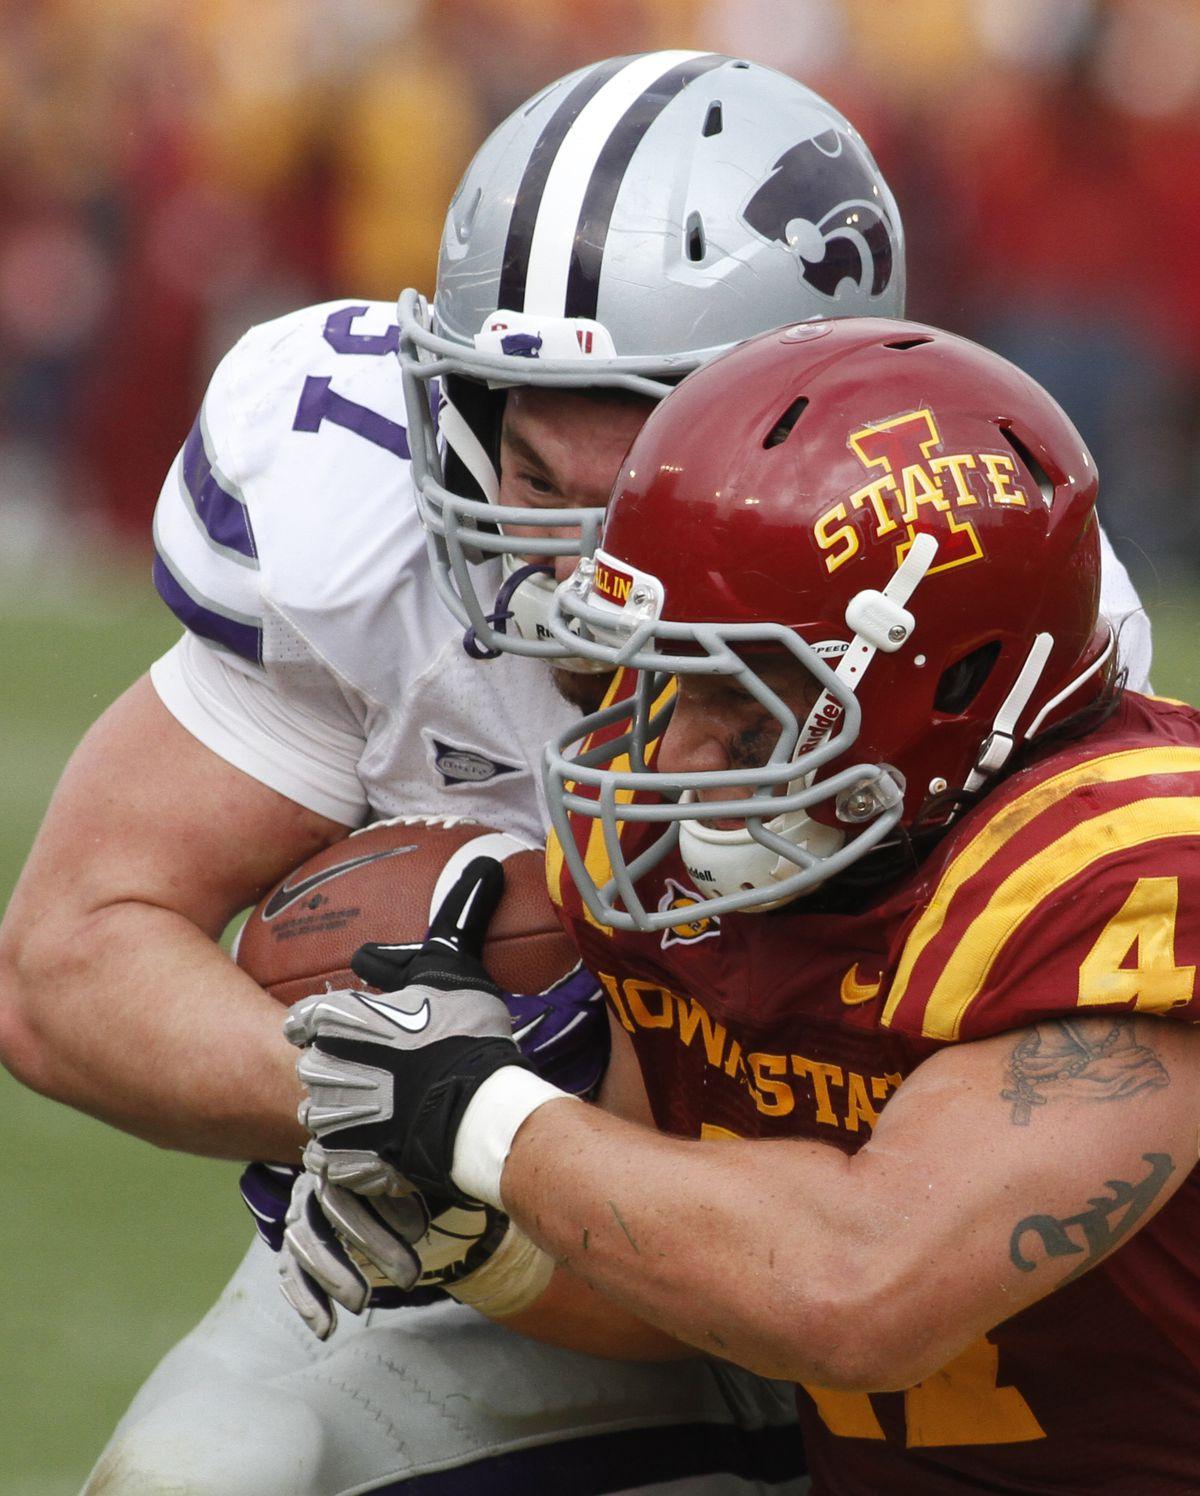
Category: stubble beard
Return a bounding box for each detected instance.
[550,665,613,715]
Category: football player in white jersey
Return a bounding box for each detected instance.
[0,51,1149,1496]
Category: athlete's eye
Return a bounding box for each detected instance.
[518,470,556,498]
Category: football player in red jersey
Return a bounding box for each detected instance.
[285,319,1200,1494]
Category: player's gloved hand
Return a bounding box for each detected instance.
[277,1166,553,1340]
[284,857,578,1208]
[351,938,609,1101]
[239,1160,299,1252]
[244,933,604,1309]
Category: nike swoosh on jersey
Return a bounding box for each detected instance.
[358,991,431,1033]
[840,965,884,1006]
[261,846,417,921]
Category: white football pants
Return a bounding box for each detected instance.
[83,1237,810,1495]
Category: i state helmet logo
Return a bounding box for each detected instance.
[658,878,721,950]
[742,129,895,300]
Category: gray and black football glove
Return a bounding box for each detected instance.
[283,857,529,1204]
[277,1168,506,1340]
[243,928,604,1308]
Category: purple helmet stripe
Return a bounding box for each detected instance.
[564,53,726,321]
[153,551,263,665]
[181,416,258,563]
[496,55,632,315]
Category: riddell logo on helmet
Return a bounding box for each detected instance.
[813,408,1033,577]
[593,558,634,607]
[800,695,843,754]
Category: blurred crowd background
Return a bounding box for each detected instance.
[3,8,1199,1485]
[3,0,1200,585]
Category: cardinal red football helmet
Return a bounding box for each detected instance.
[543,317,1112,929]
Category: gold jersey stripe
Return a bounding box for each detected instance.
[556,671,677,933]
[914,796,1200,1040]
[545,825,567,910]
[575,747,635,934]
[883,745,1200,1029]
[545,668,638,919]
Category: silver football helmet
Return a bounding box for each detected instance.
[399,49,906,663]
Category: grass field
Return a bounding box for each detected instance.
[0,562,249,1496]
[1,553,1198,1495]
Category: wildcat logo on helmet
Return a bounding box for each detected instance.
[813,408,1033,577]
[658,879,721,949]
[500,332,543,358]
[742,129,896,300]
[474,313,616,363]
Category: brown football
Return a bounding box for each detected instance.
[234,816,576,1003]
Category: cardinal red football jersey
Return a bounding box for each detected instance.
[549,690,1200,1493]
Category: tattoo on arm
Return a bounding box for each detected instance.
[1009,1151,1175,1284]
[1001,1018,1169,1126]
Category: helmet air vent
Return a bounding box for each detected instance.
[1000,425,1054,506]
[763,397,809,449]
[685,212,707,263]
[884,336,933,351]
[703,101,723,137]
[934,641,1001,715]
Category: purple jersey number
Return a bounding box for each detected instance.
[292,307,409,458]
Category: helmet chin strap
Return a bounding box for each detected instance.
[963,633,1054,793]
[678,533,941,905]
[437,395,500,504]
[796,531,940,761]
[962,621,1117,793]
[498,556,611,674]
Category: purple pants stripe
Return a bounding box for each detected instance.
[366,1419,807,1493]
[153,552,263,665]
[181,418,258,562]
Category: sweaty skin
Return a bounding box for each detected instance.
[498,385,651,715]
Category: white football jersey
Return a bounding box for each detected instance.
[149,299,575,841]
[149,298,1153,837]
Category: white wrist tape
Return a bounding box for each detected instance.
[451,1067,576,1208]
[448,1220,555,1318]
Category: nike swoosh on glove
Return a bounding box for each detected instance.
[284,856,566,1207]
[351,932,610,1102]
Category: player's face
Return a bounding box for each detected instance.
[497,387,654,582]
[655,652,823,829]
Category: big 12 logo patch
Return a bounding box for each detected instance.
[658,878,721,950]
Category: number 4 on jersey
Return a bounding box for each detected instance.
[1078,876,1195,1012]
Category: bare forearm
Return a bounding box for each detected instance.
[0,901,304,1160]
[503,1261,697,1362]
[498,1020,1200,1389]
[501,1101,859,1383]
